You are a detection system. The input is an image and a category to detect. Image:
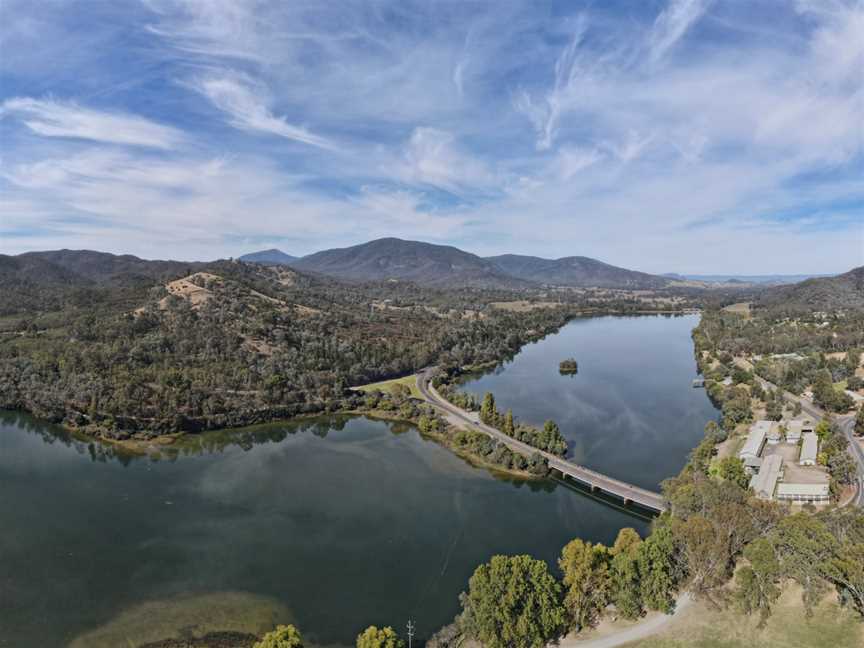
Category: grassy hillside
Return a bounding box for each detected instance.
[621,586,862,648]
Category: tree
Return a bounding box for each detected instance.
[672,515,730,596]
[765,397,783,421]
[823,542,864,619]
[388,383,411,405]
[831,454,857,490]
[480,392,497,425]
[503,409,515,436]
[718,457,749,489]
[559,538,611,630]
[856,407,864,437]
[771,513,838,615]
[815,418,833,442]
[813,369,836,410]
[610,528,643,619]
[459,554,566,648]
[703,420,725,443]
[735,538,781,627]
[356,626,404,648]
[638,521,679,613]
[254,625,303,648]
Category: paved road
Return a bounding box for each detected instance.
[736,358,864,507]
[838,414,864,507]
[415,368,667,512]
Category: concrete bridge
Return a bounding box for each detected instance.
[416,369,668,513]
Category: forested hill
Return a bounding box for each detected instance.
[3,249,201,285]
[0,251,592,439]
[756,266,864,314]
[243,237,671,290]
[291,237,529,289]
[485,253,669,289]
[0,250,205,315]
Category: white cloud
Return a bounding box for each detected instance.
[0,98,183,149]
[0,148,467,259]
[514,16,590,151]
[189,74,336,149]
[647,0,713,63]
[2,0,862,273]
[144,0,265,61]
[389,127,498,194]
[554,147,604,180]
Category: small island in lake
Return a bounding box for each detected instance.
[558,358,579,374]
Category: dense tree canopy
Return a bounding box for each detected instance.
[459,554,566,648]
[254,625,303,648]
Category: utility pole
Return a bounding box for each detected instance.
[406,619,415,648]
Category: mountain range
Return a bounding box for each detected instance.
[239,238,669,290]
[756,266,864,312]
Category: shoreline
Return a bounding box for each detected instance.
[2,404,544,482]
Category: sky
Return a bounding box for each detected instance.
[0,0,862,274]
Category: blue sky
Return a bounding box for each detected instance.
[1,0,862,273]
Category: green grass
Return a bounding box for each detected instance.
[621,587,861,648]
[352,373,422,399]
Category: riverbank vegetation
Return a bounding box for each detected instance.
[433,372,568,457]
[0,255,703,443]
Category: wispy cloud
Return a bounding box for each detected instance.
[144,0,265,61]
[1,0,861,272]
[0,98,183,149]
[189,73,336,149]
[647,0,713,63]
[513,16,590,151]
[388,127,499,195]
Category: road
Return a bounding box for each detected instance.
[735,358,864,507]
[556,594,693,648]
[415,368,667,512]
[838,414,864,507]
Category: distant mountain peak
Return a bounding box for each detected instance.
[291,238,524,289]
[484,253,669,289]
[239,249,298,266]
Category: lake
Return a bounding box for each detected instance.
[457,314,718,490]
[0,314,715,646]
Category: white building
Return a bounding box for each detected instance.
[799,432,819,466]
[739,421,771,460]
[749,454,784,500]
[786,420,803,443]
[776,482,830,504]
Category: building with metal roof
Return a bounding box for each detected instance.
[749,454,783,500]
[739,421,770,460]
[776,482,830,504]
[799,432,818,466]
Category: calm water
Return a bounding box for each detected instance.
[0,413,647,647]
[0,315,714,646]
[458,314,718,490]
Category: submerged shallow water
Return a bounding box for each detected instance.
[0,314,715,646]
